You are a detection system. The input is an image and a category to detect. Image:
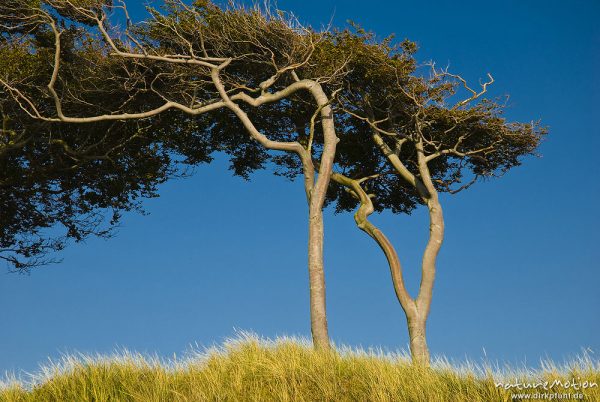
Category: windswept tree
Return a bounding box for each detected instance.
[323,33,546,365]
[0,0,351,349]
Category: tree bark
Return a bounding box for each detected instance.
[307,208,329,349]
[416,198,444,321]
[411,140,445,367]
[305,84,338,350]
[407,315,430,366]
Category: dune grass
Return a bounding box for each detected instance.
[1,334,598,402]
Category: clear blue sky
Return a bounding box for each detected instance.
[1,0,599,375]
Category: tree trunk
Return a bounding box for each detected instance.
[307,207,329,349]
[329,171,433,361]
[408,315,430,366]
[416,198,444,320]
[411,141,444,367]
[305,85,337,350]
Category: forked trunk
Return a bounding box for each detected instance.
[329,170,437,362]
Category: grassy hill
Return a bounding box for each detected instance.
[2,334,598,401]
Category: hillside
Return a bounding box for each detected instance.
[2,334,598,402]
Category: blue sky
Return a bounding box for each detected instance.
[1,0,599,374]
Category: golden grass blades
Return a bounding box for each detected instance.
[1,333,598,402]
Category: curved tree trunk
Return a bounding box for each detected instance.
[403,197,443,367]
[330,139,445,365]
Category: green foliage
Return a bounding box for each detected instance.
[0,0,545,269]
[0,45,44,80]
[1,335,598,402]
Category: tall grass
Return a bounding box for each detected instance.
[2,333,598,401]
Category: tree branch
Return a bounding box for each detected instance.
[330,171,418,319]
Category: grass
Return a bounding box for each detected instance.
[1,333,598,402]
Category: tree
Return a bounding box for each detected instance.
[0,0,350,349]
[322,32,546,365]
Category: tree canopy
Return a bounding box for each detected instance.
[1,0,545,269]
